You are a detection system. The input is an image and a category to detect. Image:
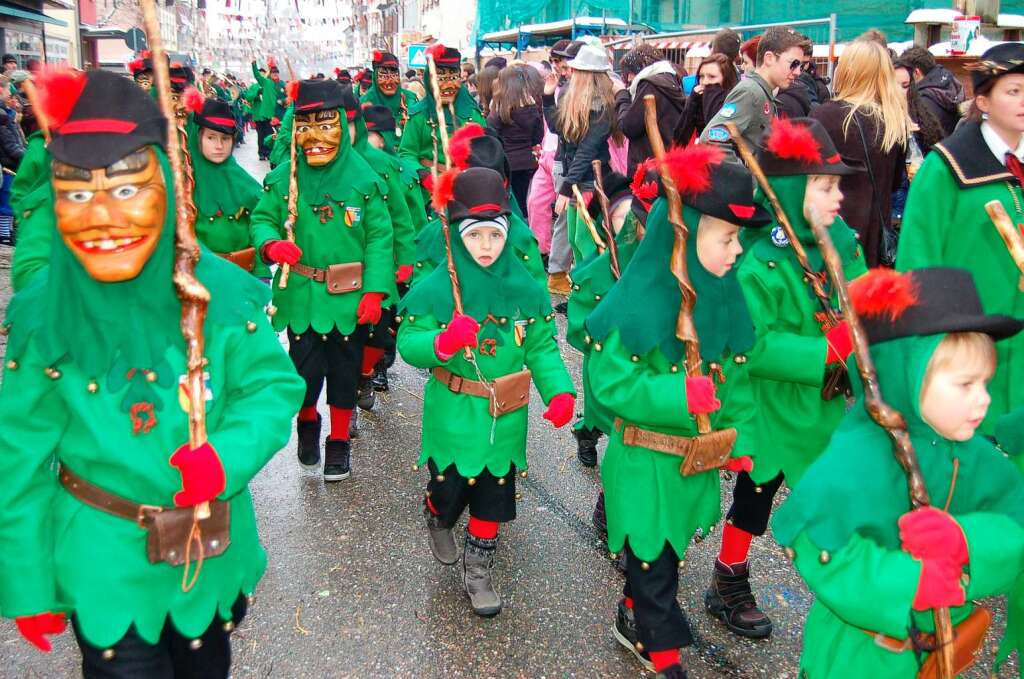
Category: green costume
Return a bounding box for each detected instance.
[242,63,278,122]
[10,181,53,291]
[774,329,1024,678]
[269,106,293,168]
[360,79,418,149]
[0,149,305,646]
[897,121,1024,435]
[738,175,866,486]
[399,85,485,175]
[10,130,48,211]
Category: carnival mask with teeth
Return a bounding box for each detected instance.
[377,67,400,96]
[53,147,167,282]
[295,109,342,166]
[437,70,461,105]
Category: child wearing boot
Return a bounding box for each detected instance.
[773,267,1024,678]
[397,167,575,617]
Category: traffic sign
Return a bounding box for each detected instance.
[408,44,427,68]
[125,27,147,52]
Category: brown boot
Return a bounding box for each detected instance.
[547,272,572,296]
[705,559,773,638]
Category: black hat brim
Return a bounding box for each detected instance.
[50,120,167,169]
[869,313,1024,344]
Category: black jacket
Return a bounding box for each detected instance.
[486,104,545,172]
[918,65,965,137]
[544,93,612,197]
[0,107,24,171]
[777,79,814,119]
[614,70,685,176]
[672,84,728,147]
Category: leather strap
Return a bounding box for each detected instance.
[290,262,327,283]
[59,466,164,528]
[862,628,935,654]
[432,366,491,399]
[614,417,689,458]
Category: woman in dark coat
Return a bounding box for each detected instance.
[614,44,685,176]
[487,65,545,218]
[672,54,737,147]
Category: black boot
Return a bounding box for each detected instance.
[463,533,501,617]
[657,665,688,679]
[296,416,321,468]
[575,426,600,467]
[705,559,773,639]
[323,439,351,482]
[356,376,376,411]
[371,367,390,392]
[610,599,653,671]
[349,408,360,439]
[592,492,608,541]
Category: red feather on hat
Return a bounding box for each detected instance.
[426,43,446,61]
[334,67,341,76]
[128,57,145,74]
[765,117,822,165]
[373,50,382,62]
[849,268,919,321]
[432,168,459,212]
[286,79,300,103]
[630,159,659,201]
[267,56,277,70]
[183,86,205,114]
[37,68,87,129]
[449,123,485,169]
[662,144,725,196]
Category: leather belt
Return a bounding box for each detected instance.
[432,366,490,399]
[59,466,164,529]
[290,262,328,283]
[614,417,692,459]
[863,628,934,654]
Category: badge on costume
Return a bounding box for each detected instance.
[395,127,402,138]
[344,206,362,227]
[770,225,790,248]
[719,103,736,119]
[178,372,213,412]
[514,319,529,346]
[763,101,771,115]
[707,126,729,142]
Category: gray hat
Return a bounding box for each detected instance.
[566,44,612,72]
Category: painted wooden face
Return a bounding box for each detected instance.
[295,109,342,166]
[437,69,461,105]
[52,147,166,282]
[377,67,400,96]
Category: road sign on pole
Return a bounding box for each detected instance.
[408,44,427,68]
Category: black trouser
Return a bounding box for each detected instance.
[74,596,247,679]
[509,168,536,220]
[254,119,274,159]
[426,460,518,527]
[725,471,785,536]
[623,543,693,652]
[288,325,369,410]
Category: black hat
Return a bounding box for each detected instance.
[372,50,400,69]
[754,117,861,177]
[852,267,1024,344]
[294,78,346,115]
[335,68,351,83]
[467,133,511,181]
[564,41,585,59]
[550,39,576,59]
[447,167,511,222]
[339,87,362,120]
[363,105,396,133]
[427,44,461,70]
[970,43,1024,91]
[169,62,194,93]
[44,69,166,169]
[484,56,507,70]
[683,158,771,228]
[128,52,153,77]
[195,97,236,136]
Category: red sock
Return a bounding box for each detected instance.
[425,496,440,515]
[298,406,318,422]
[467,516,499,540]
[361,346,386,377]
[328,406,353,441]
[624,597,634,609]
[649,649,681,672]
[719,524,754,565]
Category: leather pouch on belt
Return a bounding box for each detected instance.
[144,501,231,566]
[917,607,991,679]
[326,262,363,294]
[218,247,256,272]
[489,369,532,417]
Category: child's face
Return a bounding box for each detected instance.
[802,175,843,228]
[920,356,994,441]
[368,131,386,149]
[462,226,506,267]
[199,128,233,164]
[695,214,743,277]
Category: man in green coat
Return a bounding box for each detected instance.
[360,50,419,152]
[0,69,304,677]
[250,78,394,483]
[243,59,283,161]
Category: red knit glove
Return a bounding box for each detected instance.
[723,456,754,473]
[913,557,965,611]
[543,393,576,428]
[421,172,434,192]
[435,314,479,359]
[356,292,386,325]
[15,612,66,652]
[825,321,853,365]
[685,376,721,415]
[396,265,414,284]
[271,116,280,126]
[899,507,969,568]
[169,442,227,507]
[263,240,302,266]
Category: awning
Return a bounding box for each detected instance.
[0,3,67,26]
[645,40,708,51]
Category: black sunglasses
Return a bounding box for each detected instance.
[788,58,803,71]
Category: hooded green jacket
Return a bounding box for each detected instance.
[398,85,485,170]
[360,78,419,134]
[773,333,1024,678]
[269,106,293,168]
[242,62,280,122]
[10,131,48,210]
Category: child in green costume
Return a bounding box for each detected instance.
[397,167,575,618]
[897,43,1024,437]
[586,145,766,678]
[242,59,284,161]
[707,117,867,641]
[0,69,304,677]
[774,267,1024,679]
[360,50,419,151]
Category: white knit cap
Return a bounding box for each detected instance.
[458,215,509,237]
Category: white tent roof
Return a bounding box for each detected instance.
[905,8,1024,28]
[928,36,1005,56]
[481,17,629,43]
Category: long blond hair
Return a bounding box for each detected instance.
[832,39,910,153]
[556,70,620,144]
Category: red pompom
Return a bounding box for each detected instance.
[36,67,87,129]
[373,50,382,62]
[426,43,446,61]
[849,268,919,321]
[267,56,277,70]
[286,79,300,103]
[630,158,659,201]
[765,117,822,165]
[449,122,485,169]
[128,57,145,74]
[432,168,459,212]
[662,144,725,197]
[183,86,205,114]
[334,67,341,76]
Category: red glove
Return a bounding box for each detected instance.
[898,507,969,568]
[913,557,965,611]
[686,376,721,415]
[263,240,302,266]
[271,116,280,126]
[543,393,576,428]
[169,442,227,507]
[356,292,386,325]
[435,314,479,359]
[825,321,853,365]
[421,172,434,192]
[396,265,414,284]
[723,456,754,473]
[16,612,66,652]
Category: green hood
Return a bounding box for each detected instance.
[187,116,261,217]
[408,83,480,124]
[586,197,757,364]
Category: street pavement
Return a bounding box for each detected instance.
[0,129,1016,678]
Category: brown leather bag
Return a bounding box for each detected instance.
[917,607,991,679]
[218,247,256,272]
[143,502,232,566]
[489,369,532,417]
[326,262,364,294]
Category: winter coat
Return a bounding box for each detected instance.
[0,106,24,171]
[614,65,685,176]
[777,79,814,119]
[672,84,729,147]
[526,145,556,254]
[917,65,964,137]
[543,93,613,197]
[487,105,545,172]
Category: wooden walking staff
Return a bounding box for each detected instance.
[591,160,621,279]
[426,48,452,177]
[985,200,1024,291]
[140,0,213,554]
[279,77,300,289]
[806,216,956,679]
[642,94,736,464]
[572,184,607,253]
